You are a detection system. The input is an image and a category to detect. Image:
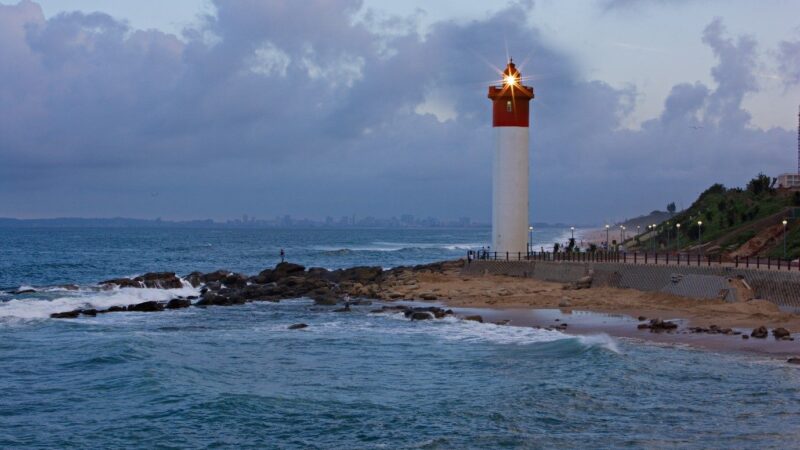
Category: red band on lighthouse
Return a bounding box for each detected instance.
[487,60,534,127]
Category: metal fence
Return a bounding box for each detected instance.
[466,250,800,271]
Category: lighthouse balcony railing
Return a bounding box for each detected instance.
[465,250,800,272]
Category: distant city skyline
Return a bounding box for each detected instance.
[1,0,799,223]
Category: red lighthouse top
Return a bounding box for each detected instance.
[488,59,534,127]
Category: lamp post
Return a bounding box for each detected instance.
[783,219,788,258]
[676,223,681,252]
[665,221,670,251]
[621,225,626,242]
[529,226,533,256]
[605,224,610,251]
[697,220,703,254]
[570,226,575,239]
[651,224,657,252]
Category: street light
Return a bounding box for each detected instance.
[783,219,788,258]
[570,226,575,239]
[605,224,610,251]
[676,223,681,251]
[697,221,703,254]
[529,225,533,255]
[665,221,670,251]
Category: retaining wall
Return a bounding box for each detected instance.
[462,260,800,311]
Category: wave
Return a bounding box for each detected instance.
[314,241,486,253]
[315,312,621,351]
[0,281,199,321]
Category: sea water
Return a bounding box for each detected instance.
[1,227,799,448]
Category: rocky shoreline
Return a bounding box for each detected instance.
[45,260,460,319]
[24,259,800,361]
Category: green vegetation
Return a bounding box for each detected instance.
[626,173,800,259]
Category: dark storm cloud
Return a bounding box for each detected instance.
[0,0,793,222]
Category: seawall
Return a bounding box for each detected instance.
[462,260,800,312]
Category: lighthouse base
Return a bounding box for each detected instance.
[492,126,529,255]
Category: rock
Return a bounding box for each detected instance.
[419,293,437,300]
[558,299,572,308]
[15,288,36,294]
[100,272,182,289]
[410,311,434,320]
[134,272,183,289]
[200,270,233,284]
[751,326,769,339]
[463,315,483,323]
[492,319,511,326]
[288,323,308,330]
[166,298,192,309]
[81,309,98,316]
[50,310,81,319]
[185,271,203,287]
[637,316,647,321]
[637,323,650,329]
[106,305,127,312]
[99,277,141,288]
[575,275,593,289]
[742,334,749,339]
[129,301,165,312]
[773,327,791,339]
[221,273,248,288]
[787,357,800,364]
[648,318,678,332]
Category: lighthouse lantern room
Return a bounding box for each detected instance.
[487,59,534,255]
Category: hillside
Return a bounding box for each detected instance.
[624,174,800,259]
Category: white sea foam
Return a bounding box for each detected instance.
[0,281,199,321]
[314,241,485,253]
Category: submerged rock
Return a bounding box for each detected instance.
[288,323,308,330]
[166,298,192,309]
[50,310,81,319]
[128,301,165,312]
[463,315,483,323]
[410,311,434,320]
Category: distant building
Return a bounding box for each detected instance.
[777,173,800,189]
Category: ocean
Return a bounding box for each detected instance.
[1,227,799,448]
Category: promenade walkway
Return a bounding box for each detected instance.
[468,251,800,273]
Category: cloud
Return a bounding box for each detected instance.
[0,1,794,223]
[777,37,800,87]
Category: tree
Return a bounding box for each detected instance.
[747,173,773,195]
[667,202,676,215]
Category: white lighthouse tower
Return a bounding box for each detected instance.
[488,59,534,256]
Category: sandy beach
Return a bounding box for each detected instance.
[381,261,800,355]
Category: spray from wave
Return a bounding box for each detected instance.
[0,281,199,321]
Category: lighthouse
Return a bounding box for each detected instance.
[488,59,534,256]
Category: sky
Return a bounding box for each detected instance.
[1,0,799,224]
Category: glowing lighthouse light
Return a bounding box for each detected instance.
[487,58,534,255]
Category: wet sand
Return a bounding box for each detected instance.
[382,263,800,356]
